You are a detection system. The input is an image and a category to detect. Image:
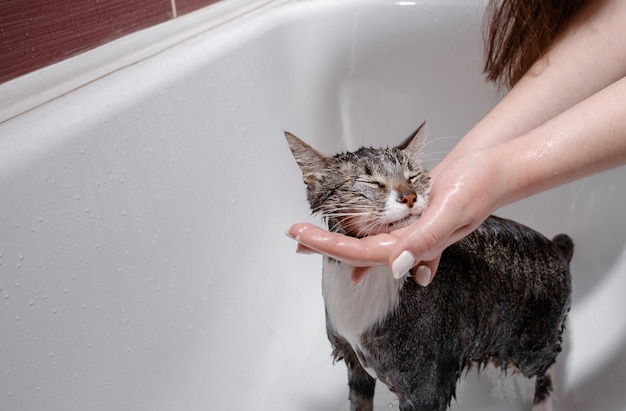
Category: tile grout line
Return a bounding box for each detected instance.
[170,0,178,18]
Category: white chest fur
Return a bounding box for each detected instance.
[322,257,405,347]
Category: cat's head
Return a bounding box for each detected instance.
[286,123,430,238]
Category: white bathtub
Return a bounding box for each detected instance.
[1,1,625,410]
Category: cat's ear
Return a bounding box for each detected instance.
[397,121,428,155]
[284,131,329,185]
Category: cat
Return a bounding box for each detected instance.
[285,122,573,411]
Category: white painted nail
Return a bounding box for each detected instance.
[392,250,415,279]
[415,265,432,287]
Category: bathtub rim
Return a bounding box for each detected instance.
[0,0,283,125]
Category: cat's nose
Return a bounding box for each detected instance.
[399,193,417,208]
[395,183,417,208]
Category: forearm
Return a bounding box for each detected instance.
[434,0,626,178]
[387,74,626,282]
[492,75,626,206]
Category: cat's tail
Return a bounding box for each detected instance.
[552,234,574,264]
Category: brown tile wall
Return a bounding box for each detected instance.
[177,0,221,16]
[0,0,222,85]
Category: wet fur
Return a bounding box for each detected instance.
[286,124,572,411]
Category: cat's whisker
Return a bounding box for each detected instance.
[328,205,376,213]
[422,151,451,159]
[321,207,376,220]
[360,219,392,236]
[422,136,460,149]
[334,213,391,236]
[327,212,384,235]
[324,207,375,214]
[329,216,366,234]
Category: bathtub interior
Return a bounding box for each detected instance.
[1,1,626,410]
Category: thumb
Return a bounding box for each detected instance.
[390,223,445,279]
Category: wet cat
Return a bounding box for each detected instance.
[285,123,573,411]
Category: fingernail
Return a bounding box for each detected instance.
[414,265,432,287]
[284,231,299,241]
[295,244,315,255]
[392,250,415,279]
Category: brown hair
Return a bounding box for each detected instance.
[483,0,588,89]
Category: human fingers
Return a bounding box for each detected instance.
[391,150,502,281]
[389,206,477,280]
[351,266,375,284]
[287,223,397,267]
[410,255,441,287]
[295,243,318,255]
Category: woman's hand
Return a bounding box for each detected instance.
[388,149,504,284]
[287,149,504,286]
[286,223,407,284]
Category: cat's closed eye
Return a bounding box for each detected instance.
[356,176,386,190]
[369,180,386,189]
[407,172,423,184]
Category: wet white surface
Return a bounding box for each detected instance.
[1,1,625,410]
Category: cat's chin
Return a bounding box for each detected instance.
[387,213,420,232]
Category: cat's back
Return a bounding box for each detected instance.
[429,215,572,309]
[410,215,573,361]
[448,215,572,287]
[376,215,573,340]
